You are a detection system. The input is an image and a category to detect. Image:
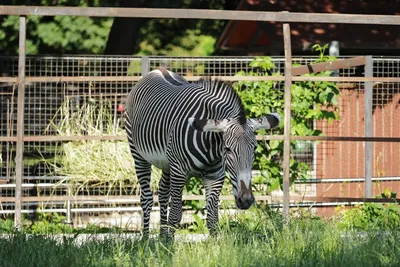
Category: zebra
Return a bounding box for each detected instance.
[124,67,280,238]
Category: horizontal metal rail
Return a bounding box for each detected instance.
[1,76,399,83]
[296,176,400,184]
[0,56,369,83]
[2,135,400,142]
[0,201,379,214]
[1,6,400,25]
[0,201,381,214]
[1,195,399,204]
[1,176,399,189]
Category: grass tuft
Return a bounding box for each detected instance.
[2,219,399,267]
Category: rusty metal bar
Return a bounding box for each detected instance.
[292,56,366,76]
[282,23,292,220]
[1,6,400,25]
[14,15,26,230]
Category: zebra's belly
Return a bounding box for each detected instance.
[142,152,170,171]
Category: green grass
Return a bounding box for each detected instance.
[1,210,400,267]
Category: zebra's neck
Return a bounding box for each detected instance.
[195,78,246,123]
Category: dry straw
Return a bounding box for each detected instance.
[46,97,161,196]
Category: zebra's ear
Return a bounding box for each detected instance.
[188,118,229,132]
[248,113,281,131]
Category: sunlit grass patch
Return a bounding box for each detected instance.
[1,216,400,267]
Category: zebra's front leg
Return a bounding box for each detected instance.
[203,171,225,236]
[135,160,153,239]
[158,171,170,239]
[166,167,186,239]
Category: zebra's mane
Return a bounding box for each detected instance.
[197,77,247,125]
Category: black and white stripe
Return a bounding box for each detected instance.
[125,67,280,238]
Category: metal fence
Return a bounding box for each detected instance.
[1,54,400,228]
[1,5,400,230]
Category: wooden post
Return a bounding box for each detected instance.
[15,15,26,229]
[141,56,149,76]
[282,23,292,220]
[364,56,373,198]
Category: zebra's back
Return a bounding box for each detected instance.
[125,69,200,171]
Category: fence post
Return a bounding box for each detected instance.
[282,23,292,220]
[141,56,149,76]
[66,186,72,225]
[364,56,373,198]
[15,15,26,229]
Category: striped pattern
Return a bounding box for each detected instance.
[125,67,280,238]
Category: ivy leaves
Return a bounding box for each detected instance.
[233,48,340,192]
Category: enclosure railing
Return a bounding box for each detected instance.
[1,5,400,227]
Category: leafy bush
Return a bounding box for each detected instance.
[233,44,340,192]
[337,190,400,231]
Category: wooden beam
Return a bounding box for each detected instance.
[15,15,26,230]
[364,56,373,198]
[292,56,366,76]
[1,195,399,204]
[0,75,399,83]
[0,6,400,25]
[22,135,127,142]
[288,136,400,142]
[282,23,292,220]
[1,135,399,143]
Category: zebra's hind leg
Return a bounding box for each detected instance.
[158,171,171,240]
[134,158,153,239]
[203,171,225,236]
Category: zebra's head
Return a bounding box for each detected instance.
[189,113,280,210]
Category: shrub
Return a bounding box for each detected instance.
[337,190,400,231]
[233,44,340,192]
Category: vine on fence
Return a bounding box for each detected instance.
[232,44,340,193]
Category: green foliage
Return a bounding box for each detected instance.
[0,215,126,234]
[2,216,400,267]
[0,0,226,56]
[233,46,340,192]
[337,190,400,231]
[136,0,225,56]
[186,213,207,233]
[184,177,205,213]
[28,213,75,234]
[138,29,216,56]
[218,203,285,236]
[0,0,113,55]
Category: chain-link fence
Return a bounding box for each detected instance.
[1,55,399,228]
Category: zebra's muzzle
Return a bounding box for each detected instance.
[236,180,255,210]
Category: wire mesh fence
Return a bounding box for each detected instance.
[1,55,400,229]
